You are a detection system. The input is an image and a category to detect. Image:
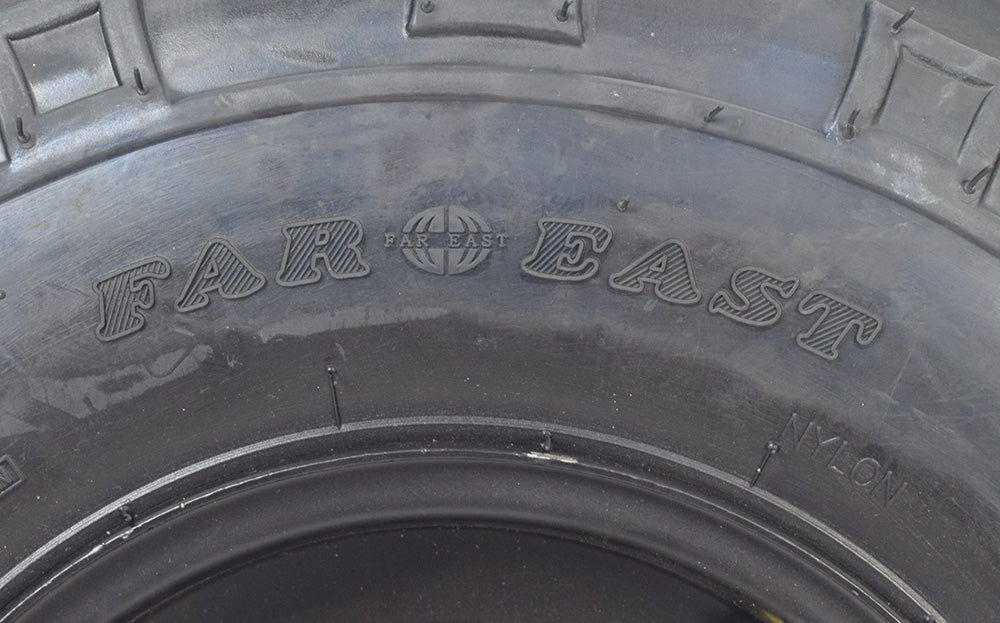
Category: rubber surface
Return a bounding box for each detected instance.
[0,0,998,621]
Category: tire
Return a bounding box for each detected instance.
[0,0,998,621]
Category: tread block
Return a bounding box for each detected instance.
[832,2,1000,206]
[9,8,120,114]
[876,48,991,160]
[407,0,583,45]
[0,456,24,498]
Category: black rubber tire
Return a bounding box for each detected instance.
[0,0,998,621]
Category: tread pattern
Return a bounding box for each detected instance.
[406,0,584,45]
[0,1,996,253]
[8,8,120,114]
[831,2,1000,209]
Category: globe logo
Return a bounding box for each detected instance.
[386,205,507,275]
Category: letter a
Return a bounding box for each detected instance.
[176,238,266,312]
[609,240,701,304]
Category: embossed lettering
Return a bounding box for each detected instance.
[850,457,880,487]
[176,238,266,313]
[521,218,612,281]
[390,206,500,275]
[276,217,370,287]
[796,291,883,360]
[608,240,701,304]
[708,266,798,327]
[776,412,909,510]
[827,440,849,475]
[94,257,171,342]
[871,468,908,509]
[811,427,842,459]
[779,412,813,450]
